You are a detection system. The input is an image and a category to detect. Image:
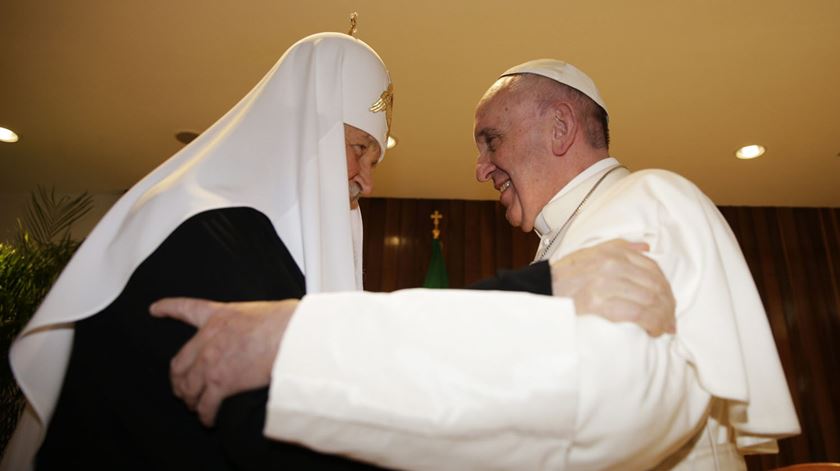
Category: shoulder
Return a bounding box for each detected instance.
[180,206,271,227]
[171,206,273,239]
[611,169,711,210]
[623,169,700,193]
[582,168,720,240]
[160,206,281,258]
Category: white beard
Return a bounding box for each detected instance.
[349,181,362,208]
[350,206,364,290]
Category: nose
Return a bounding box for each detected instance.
[356,165,373,196]
[347,152,361,179]
[348,157,373,196]
[475,152,496,183]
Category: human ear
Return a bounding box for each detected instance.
[550,102,577,156]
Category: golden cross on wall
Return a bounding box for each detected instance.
[430,210,443,240]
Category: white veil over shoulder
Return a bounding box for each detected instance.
[4,32,392,468]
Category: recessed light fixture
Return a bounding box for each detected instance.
[735,144,765,160]
[0,127,19,143]
[387,135,398,150]
[175,130,200,145]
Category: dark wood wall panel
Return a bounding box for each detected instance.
[359,198,839,469]
[719,207,840,470]
[358,198,539,290]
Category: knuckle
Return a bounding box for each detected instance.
[172,381,185,399]
[200,345,220,363]
[207,368,225,385]
[170,356,182,372]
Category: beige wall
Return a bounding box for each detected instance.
[0,192,120,243]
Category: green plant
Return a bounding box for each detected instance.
[0,187,92,454]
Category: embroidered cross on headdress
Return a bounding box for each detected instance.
[369,82,394,138]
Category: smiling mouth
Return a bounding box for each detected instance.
[499,180,511,193]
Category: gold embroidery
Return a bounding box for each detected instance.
[369,83,394,138]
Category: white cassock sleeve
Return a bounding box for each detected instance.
[263,289,710,470]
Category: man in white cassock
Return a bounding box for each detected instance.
[2,33,674,471]
[149,60,802,470]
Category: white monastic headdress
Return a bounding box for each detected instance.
[5,32,392,466]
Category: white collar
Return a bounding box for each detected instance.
[534,157,621,238]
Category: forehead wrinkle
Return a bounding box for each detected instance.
[344,124,377,146]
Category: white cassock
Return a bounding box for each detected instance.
[262,158,800,470]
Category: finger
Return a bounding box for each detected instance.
[607,239,650,253]
[587,238,650,254]
[599,298,670,337]
[585,238,656,269]
[172,354,209,410]
[607,277,658,307]
[169,317,224,391]
[613,251,670,289]
[581,277,673,335]
[602,287,676,337]
[611,243,658,267]
[170,333,205,378]
[609,257,676,325]
[149,297,224,328]
[588,253,664,291]
[196,385,225,427]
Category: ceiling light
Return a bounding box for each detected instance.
[0,127,19,143]
[387,136,398,149]
[175,130,199,145]
[735,144,765,160]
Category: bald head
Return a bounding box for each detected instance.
[502,74,610,150]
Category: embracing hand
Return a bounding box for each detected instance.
[551,239,676,336]
[149,298,299,426]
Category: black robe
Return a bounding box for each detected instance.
[38,207,550,470]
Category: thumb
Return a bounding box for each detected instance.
[149,297,222,327]
[621,240,650,253]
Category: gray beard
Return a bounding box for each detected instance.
[349,181,363,207]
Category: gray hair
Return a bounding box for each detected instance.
[509,74,610,149]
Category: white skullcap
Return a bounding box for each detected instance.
[500,59,607,114]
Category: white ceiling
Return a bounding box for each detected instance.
[2,0,839,206]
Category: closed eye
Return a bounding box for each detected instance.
[476,129,501,153]
[483,133,501,152]
[351,144,367,156]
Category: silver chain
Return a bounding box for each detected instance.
[535,164,626,262]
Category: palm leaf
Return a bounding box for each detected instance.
[16,186,93,247]
[2,186,92,454]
